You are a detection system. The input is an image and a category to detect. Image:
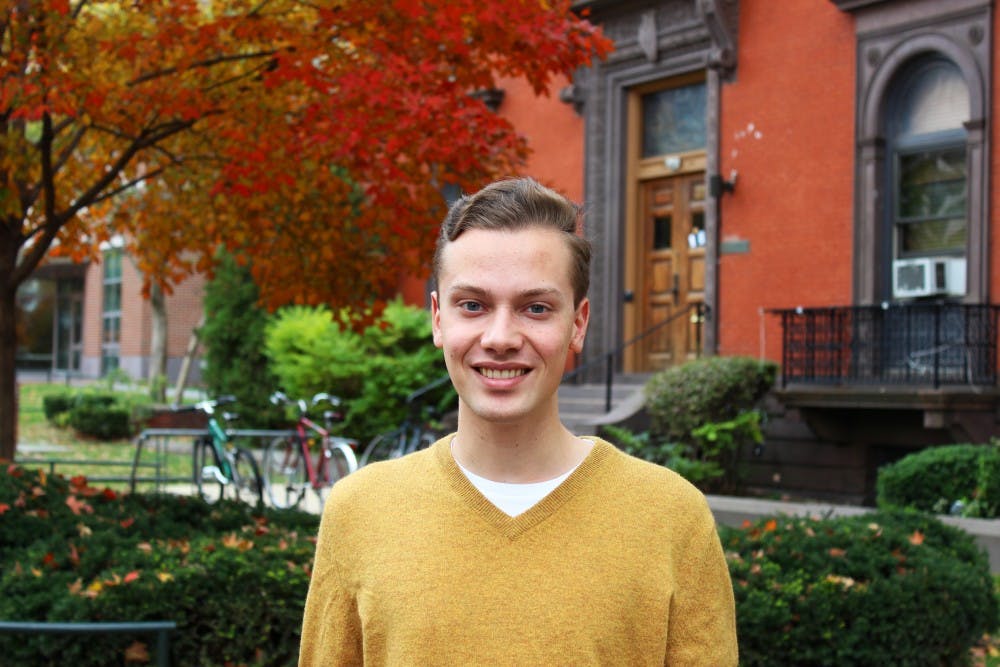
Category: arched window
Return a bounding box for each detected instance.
[885,56,969,263]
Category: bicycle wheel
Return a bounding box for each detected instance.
[232,447,263,506]
[195,438,225,504]
[406,431,437,454]
[325,441,358,482]
[263,437,307,509]
[359,429,403,466]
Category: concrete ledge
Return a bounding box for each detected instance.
[707,494,1000,573]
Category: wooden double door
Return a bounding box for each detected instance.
[627,173,706,372]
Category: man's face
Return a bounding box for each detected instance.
[431,226,589,427]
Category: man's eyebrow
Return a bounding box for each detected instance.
[446,284,565,300]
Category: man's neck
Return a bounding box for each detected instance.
[451,404,593,483]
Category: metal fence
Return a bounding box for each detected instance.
[771,303,1000,388]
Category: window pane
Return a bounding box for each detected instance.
[896,60,969,137]
[642,83,706,157]
[653,215,672,250]
[898,148,966,219]
[899,219,967,254]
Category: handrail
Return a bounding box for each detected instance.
[563,303,705,412]
[0,620,176,667]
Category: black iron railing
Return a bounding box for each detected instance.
[771,303,1000,388]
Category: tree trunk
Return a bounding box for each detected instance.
[172,315,203,407]
[149,282,167,403]
[0,284,18,461]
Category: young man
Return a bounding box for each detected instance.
[299,178,738,665]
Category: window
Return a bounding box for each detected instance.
[641,82,706,157]
[847,0,990,303]
[886,57,968,261]
[101,249,122,374]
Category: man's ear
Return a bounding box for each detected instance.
[431,291,443,349]
[570,297,590,354]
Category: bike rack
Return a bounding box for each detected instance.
[130,428,296,493]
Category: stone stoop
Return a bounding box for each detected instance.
[559,379,649,436]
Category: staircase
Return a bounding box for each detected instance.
[558,375,652,436]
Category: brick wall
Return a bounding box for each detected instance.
[717,0,856,362]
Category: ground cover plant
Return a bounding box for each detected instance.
[723,510,998,665]
[0,464,319,666]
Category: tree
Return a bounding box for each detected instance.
[0,1,612,458]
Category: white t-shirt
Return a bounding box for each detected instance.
[456,461,577,517]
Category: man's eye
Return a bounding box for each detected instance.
[460,302,483,313]
[527,304,549,315]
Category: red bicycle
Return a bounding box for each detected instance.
[262,391,358,509]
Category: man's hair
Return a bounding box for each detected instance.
[432,177,592,306]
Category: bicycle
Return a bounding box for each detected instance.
[263,391,359,509]
[178,396,264,506]
[359,375,452,466]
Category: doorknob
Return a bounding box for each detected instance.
[623,290,634,303]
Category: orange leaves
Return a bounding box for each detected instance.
[3,0,613,327]
[909,530,925,546]
[65,495,94,516]
[222,532,255,552]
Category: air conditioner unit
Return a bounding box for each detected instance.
[892,257,966,299]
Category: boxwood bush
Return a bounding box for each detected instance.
[0,464,320,666]
[43,390,152,440]
[876,442,1000,518]
[722,510,997,665]
[644,355,777,443]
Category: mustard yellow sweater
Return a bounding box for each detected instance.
[299,437,738,666]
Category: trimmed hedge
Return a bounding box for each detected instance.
[0,464,319,665]
[876,442,1000,518]
[644,355,777,443]
[722,510,998,665]
[43,390,151,441]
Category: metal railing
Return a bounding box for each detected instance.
[0,620,176,667]
[562,303,704,412]
[770,302,1000,388]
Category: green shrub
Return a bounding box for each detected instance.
[201,250,287,429]
[42,390,75,422]
[60,391,151,440]
[266,299,452,442]
[644,355,777,443]
[602,425,725,487]
[0,465,319,666]
[722,510,998,665]
[876,443,1000,518]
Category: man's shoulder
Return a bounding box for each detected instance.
[326,440,441,504]
[593,439,710,510]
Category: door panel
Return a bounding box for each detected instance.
[635,174,706,372]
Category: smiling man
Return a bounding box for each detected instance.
[298,178,738,666]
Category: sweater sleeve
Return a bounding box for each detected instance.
[298,496,363,667]
[664,493,739,666]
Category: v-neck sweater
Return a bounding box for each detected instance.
[298,437,738,666]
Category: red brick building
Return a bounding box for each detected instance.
[500,0,1000,501]
[20,0,1000,502]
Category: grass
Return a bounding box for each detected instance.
[16,381,194,491]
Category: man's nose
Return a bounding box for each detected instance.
[480,309,522,352]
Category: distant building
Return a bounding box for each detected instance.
[19,244,204,385]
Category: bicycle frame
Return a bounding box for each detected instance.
[295,415,334,490]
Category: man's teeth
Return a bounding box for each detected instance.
[479,368,526,380]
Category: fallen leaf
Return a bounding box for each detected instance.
[124,640,150,663]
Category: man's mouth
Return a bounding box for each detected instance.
[477,367,528,380]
